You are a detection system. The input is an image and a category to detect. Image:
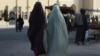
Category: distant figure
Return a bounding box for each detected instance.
[64,15,72,32]
[91,16,95,22]
[46,4,68,56]
[75,9,88,45]
[86,13,90,23]
[95,16,98,22]
[16,15,24,32]
[27,2,46,56]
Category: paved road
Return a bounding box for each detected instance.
[0,26,100,56]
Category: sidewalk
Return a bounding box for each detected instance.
[0,25,100,56]
[68,31,100,56]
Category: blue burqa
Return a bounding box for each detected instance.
[46,4,69,56]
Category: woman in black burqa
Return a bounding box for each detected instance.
[27,2,46,56]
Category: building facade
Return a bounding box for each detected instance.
[0,0,100,25]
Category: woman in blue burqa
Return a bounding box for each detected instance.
[46,4,69,56]
[27,2,46,56]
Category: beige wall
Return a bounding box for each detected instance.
[74,0,83,13]
[83,0,93,15]
[83,0,100,15]
[1,0,99,15]
[75,0,100,15]
[83,0,93,9]
[0,0,78,12]
[93,0,100,15]
[0,0,48,12]
[0,0,15,10]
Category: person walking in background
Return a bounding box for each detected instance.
[75,9,88,45]
[27,2,46,56]
[16,15,24,32]
[64,14,72,32]
[46,4,69,56]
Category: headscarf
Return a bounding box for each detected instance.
[28,2,46,55]
[46,4,69,56]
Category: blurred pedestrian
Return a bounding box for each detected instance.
[16,15,24,32]
[46,4,69,56]
[27,2,46,56]
[75,9,88,45]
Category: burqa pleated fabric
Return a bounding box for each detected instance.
[27,2,46,55]
[46,4,69,56]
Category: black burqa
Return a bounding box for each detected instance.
[27,2,46,55]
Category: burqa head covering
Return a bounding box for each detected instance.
[28,2,46,55]
[46,4,69,56]
[29,2,46,26]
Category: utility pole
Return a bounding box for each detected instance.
[16,0,18,18]
[15,0,18,31]
[26,0,29,19]
[48,0,49,6]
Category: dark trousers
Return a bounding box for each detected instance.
[75,25,86,43]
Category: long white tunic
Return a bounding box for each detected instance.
[46,4,69,56]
